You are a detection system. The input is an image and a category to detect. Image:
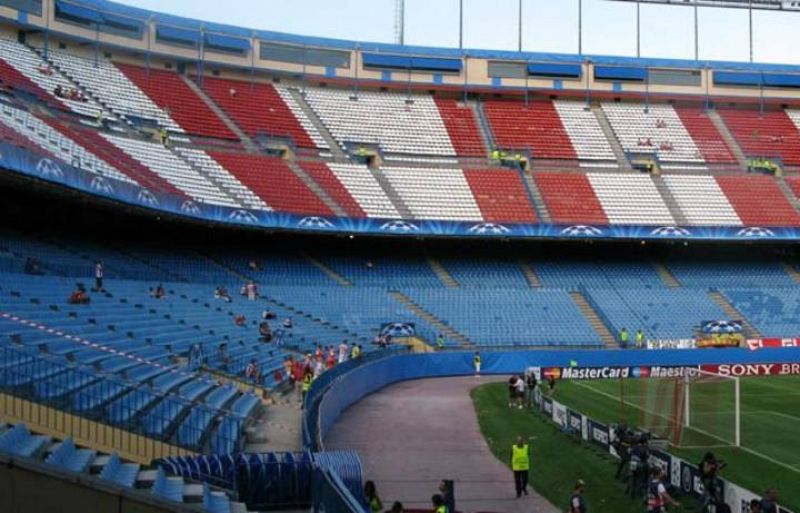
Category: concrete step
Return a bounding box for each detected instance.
[652,262,682,288]
[518,261,542,288]
[569,291,617,348]
[521,170,552,223]
[427,258,459,288]
[592,105,633,171]
[285,160,347,216]
[775,178,800,215]
[370,168,413,219]
[652,175,689,225]
[782,262,800,284]
[470,100,494,156]
[707,291,761,339]
[181,75,259,152]
[390,291,472,347]
[299,252,352,286]
[287,87,347,159]
[706,108,749,171]
[170,148,244,208]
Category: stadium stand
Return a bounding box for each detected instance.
[534,172,609,225]
[434,98,486,157]
[662,175,742,226]
[380,167,483,221]
[587,173,674,225]
[323,163,400,218]
[673,106,737,164]
[552,101,615,161]
[715,174,800,226]
[463,168,537,223]
[483,100,577,159]
[298,161,366,217]
[717,108,800,166]
[115,64,236,140]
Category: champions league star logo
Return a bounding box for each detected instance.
[380,323,415,337]
[89,176,114,194]
[560,225,603,236]
[380,220,419,232]
[228,210,259,223]
[180,200,202,215]
[468,222,511,235]
[136,189,158,206]
[650,226,691,237]
[736,227,774,238]
[298,216,335,229]
[36,158,64,179]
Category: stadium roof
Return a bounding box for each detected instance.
[607,0,800,11]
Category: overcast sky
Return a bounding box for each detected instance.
[114,0,800,64]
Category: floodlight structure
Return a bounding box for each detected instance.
[607,0,800,62]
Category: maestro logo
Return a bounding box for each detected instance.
[542,367,562,380]
[630,366,651,378]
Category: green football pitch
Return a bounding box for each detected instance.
[549,375,800,512]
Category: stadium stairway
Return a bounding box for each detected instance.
[285,160,347,216]
[388,291,472,347]
[369,168,414,219]
[181,76,258,152]
[288,88,346,158]
[518,261,542,288]
[652,175,689,225]
[568,291,617,348]
[706,108,749,169]
[427,258,459,288]
[707,291,762,338]
[652,262,682,288]
[299,252,352,287]
[472,101,496,152]
[591,105,633,171]
[520,170,552,223]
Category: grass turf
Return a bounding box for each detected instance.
[545,376,800,512]
[471,383,699,513]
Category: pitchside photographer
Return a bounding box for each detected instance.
[611,424,637,481]
[699,452,727,512]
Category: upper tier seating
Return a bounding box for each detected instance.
[115,64,236,140]
[0,105,53,155]
[674,106,736,164]
[45,50,182,132]
[724,288,800,337]
[534,172,608,225]
[667,260,797,289]
[0,104,134,185]
[298,161,365,217]
[321,256,443,288]
[440,259,530,288]
[0,58,65,110]
[380,167,483,221]
[103,133,238,207]
[209,153,332,215]
[463,169,537,223]
[303,88,456,157]
[552,101,615,161]
[200,77,325,149]
[534,260,665,289]
[662,175,741,226]
[587,173,674,225]
[434,98,485,157]
[715,175,800,226]
[324,163,399,218]
[483,100,576,159]
[601,103,704,164]
[0,39,101,117]
[717,108,800,166]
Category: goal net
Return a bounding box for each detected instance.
[636,370,740,448]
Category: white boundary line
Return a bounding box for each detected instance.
[572,380,800,475]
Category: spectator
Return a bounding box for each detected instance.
[262,309,276,320]
[436,334,445,350]
[326,347,337,369]
[438,480,454,513]
[547,374,557,396]
[229,88,238,98]
[315,344,324,360]
[259,321,272,342]
[699,451,725,509]
[510,435,530,498]
[514,374,525,409]
[235,314,246,326]
[473,351,481,376]
[628,437,650,498]
[24,257,43,275]
[245,358,260,384]
[364,481,383,513]
[189,344,204,369]
[569,480,586,513]
[431,495,446,513]
[507,375,518,408]
[313,358,325,379]
[214,286,232,303]
[525,371,537,408]
[646,467,679,512]
[94,261,104,291]
[387,501,403,513]
[248,259,260,271]
[216,343,231,371]
[68,285,90,305]
[245,281,258,301]
[151,284,165,299]
[283,317,293,329]
[760,488,779,513]
[273,368,283,385]
[292,359,305,401]
[338,340,349,364]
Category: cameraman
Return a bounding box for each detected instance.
[699,452,726,510]
[628,436,650,498]
[612,425,632,481]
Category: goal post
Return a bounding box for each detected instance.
[636,369,740,448]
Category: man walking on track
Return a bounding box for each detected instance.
[510,435,530,498]
[473,351,481,376]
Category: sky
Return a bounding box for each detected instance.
[114,0,800,65]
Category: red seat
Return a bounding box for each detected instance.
[116,64,237,141]
[298,161,365,217]
[435,98,485,157]
[716,175,800,227]
[483,100,577,159]
[535,172,608,224]
[674,106,736,164]
[717,109,800,166]
[463,169,536,223]
[0,58,66,111]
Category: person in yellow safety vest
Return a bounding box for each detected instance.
[473,351,481,376]
[358,145,368,161]
[491,149,500,162]
[500,151,507,163]
[436,334,445,350]
[635,329,645,349]
[431,494,447,513]
[619,327,629,349]
[301,371,313,404]
[159,127,169,148]
[351,344,361,359]
[511,436,531,498]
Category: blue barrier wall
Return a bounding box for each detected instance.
[316,348,800,444]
